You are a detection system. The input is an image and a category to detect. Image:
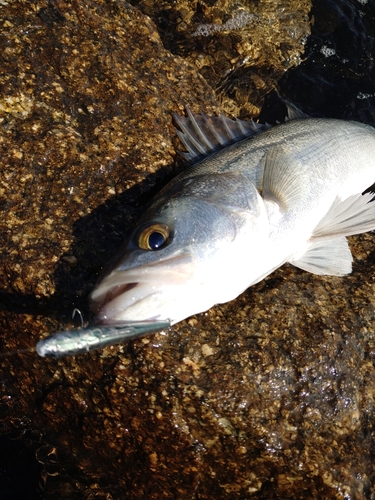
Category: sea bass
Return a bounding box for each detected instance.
[89,106,375,327]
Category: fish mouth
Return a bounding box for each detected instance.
[90,253,195,325]
[91,282,138,314]
[92,282,163,324]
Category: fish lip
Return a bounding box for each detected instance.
[91,252,192,300]
[94,314,162,327]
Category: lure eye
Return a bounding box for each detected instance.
[138,223,171,250]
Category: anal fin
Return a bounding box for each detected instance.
[289,237,352,276]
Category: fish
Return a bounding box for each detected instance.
[88,104,375,330]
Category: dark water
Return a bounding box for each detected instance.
[279,0,375,123]
[0,433,44,500]
[2,0,375,498]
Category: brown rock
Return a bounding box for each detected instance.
[5,1,375,500]
[134,0,311,116]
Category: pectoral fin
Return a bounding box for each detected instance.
[289,237,352,276]
[262,146,309,210]
[312,191,375,238]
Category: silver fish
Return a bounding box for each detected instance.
[89,105,375,328]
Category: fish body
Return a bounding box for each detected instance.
[90,109,375,327]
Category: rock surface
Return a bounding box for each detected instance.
[134,0,311,117]
[4,1,375,500]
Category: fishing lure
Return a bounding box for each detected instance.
[36,321,170,358]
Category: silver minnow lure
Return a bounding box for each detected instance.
[36,321,170,358]
[90,105,375,328]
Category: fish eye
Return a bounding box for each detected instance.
[138,223,171,251]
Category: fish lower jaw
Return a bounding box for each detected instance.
[90,282,139,314]
[95,313,163,326]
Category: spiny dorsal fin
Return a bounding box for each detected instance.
[173,106,271,163]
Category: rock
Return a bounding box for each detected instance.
[134,0,311,116]
[5,1,375,499]
[0,0,218,496]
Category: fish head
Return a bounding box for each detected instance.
[90,172,270,325]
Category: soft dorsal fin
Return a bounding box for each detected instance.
[312,191,375,239]
[285,101,310,120]
[173,106,271,162]
[289,237,353,276]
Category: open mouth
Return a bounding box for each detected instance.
[91,280,166,325]
[103,282,138,307]
[90,282,138,314]
[90,252,195,325]
[91,281,139,313]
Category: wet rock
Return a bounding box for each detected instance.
[132,0,311,116]
[3,0,375,499]
[0,0,219,497]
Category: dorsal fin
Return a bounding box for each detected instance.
[173,106,271,163]
[285,101,310,120]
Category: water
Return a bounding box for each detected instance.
[280,0,375,122]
